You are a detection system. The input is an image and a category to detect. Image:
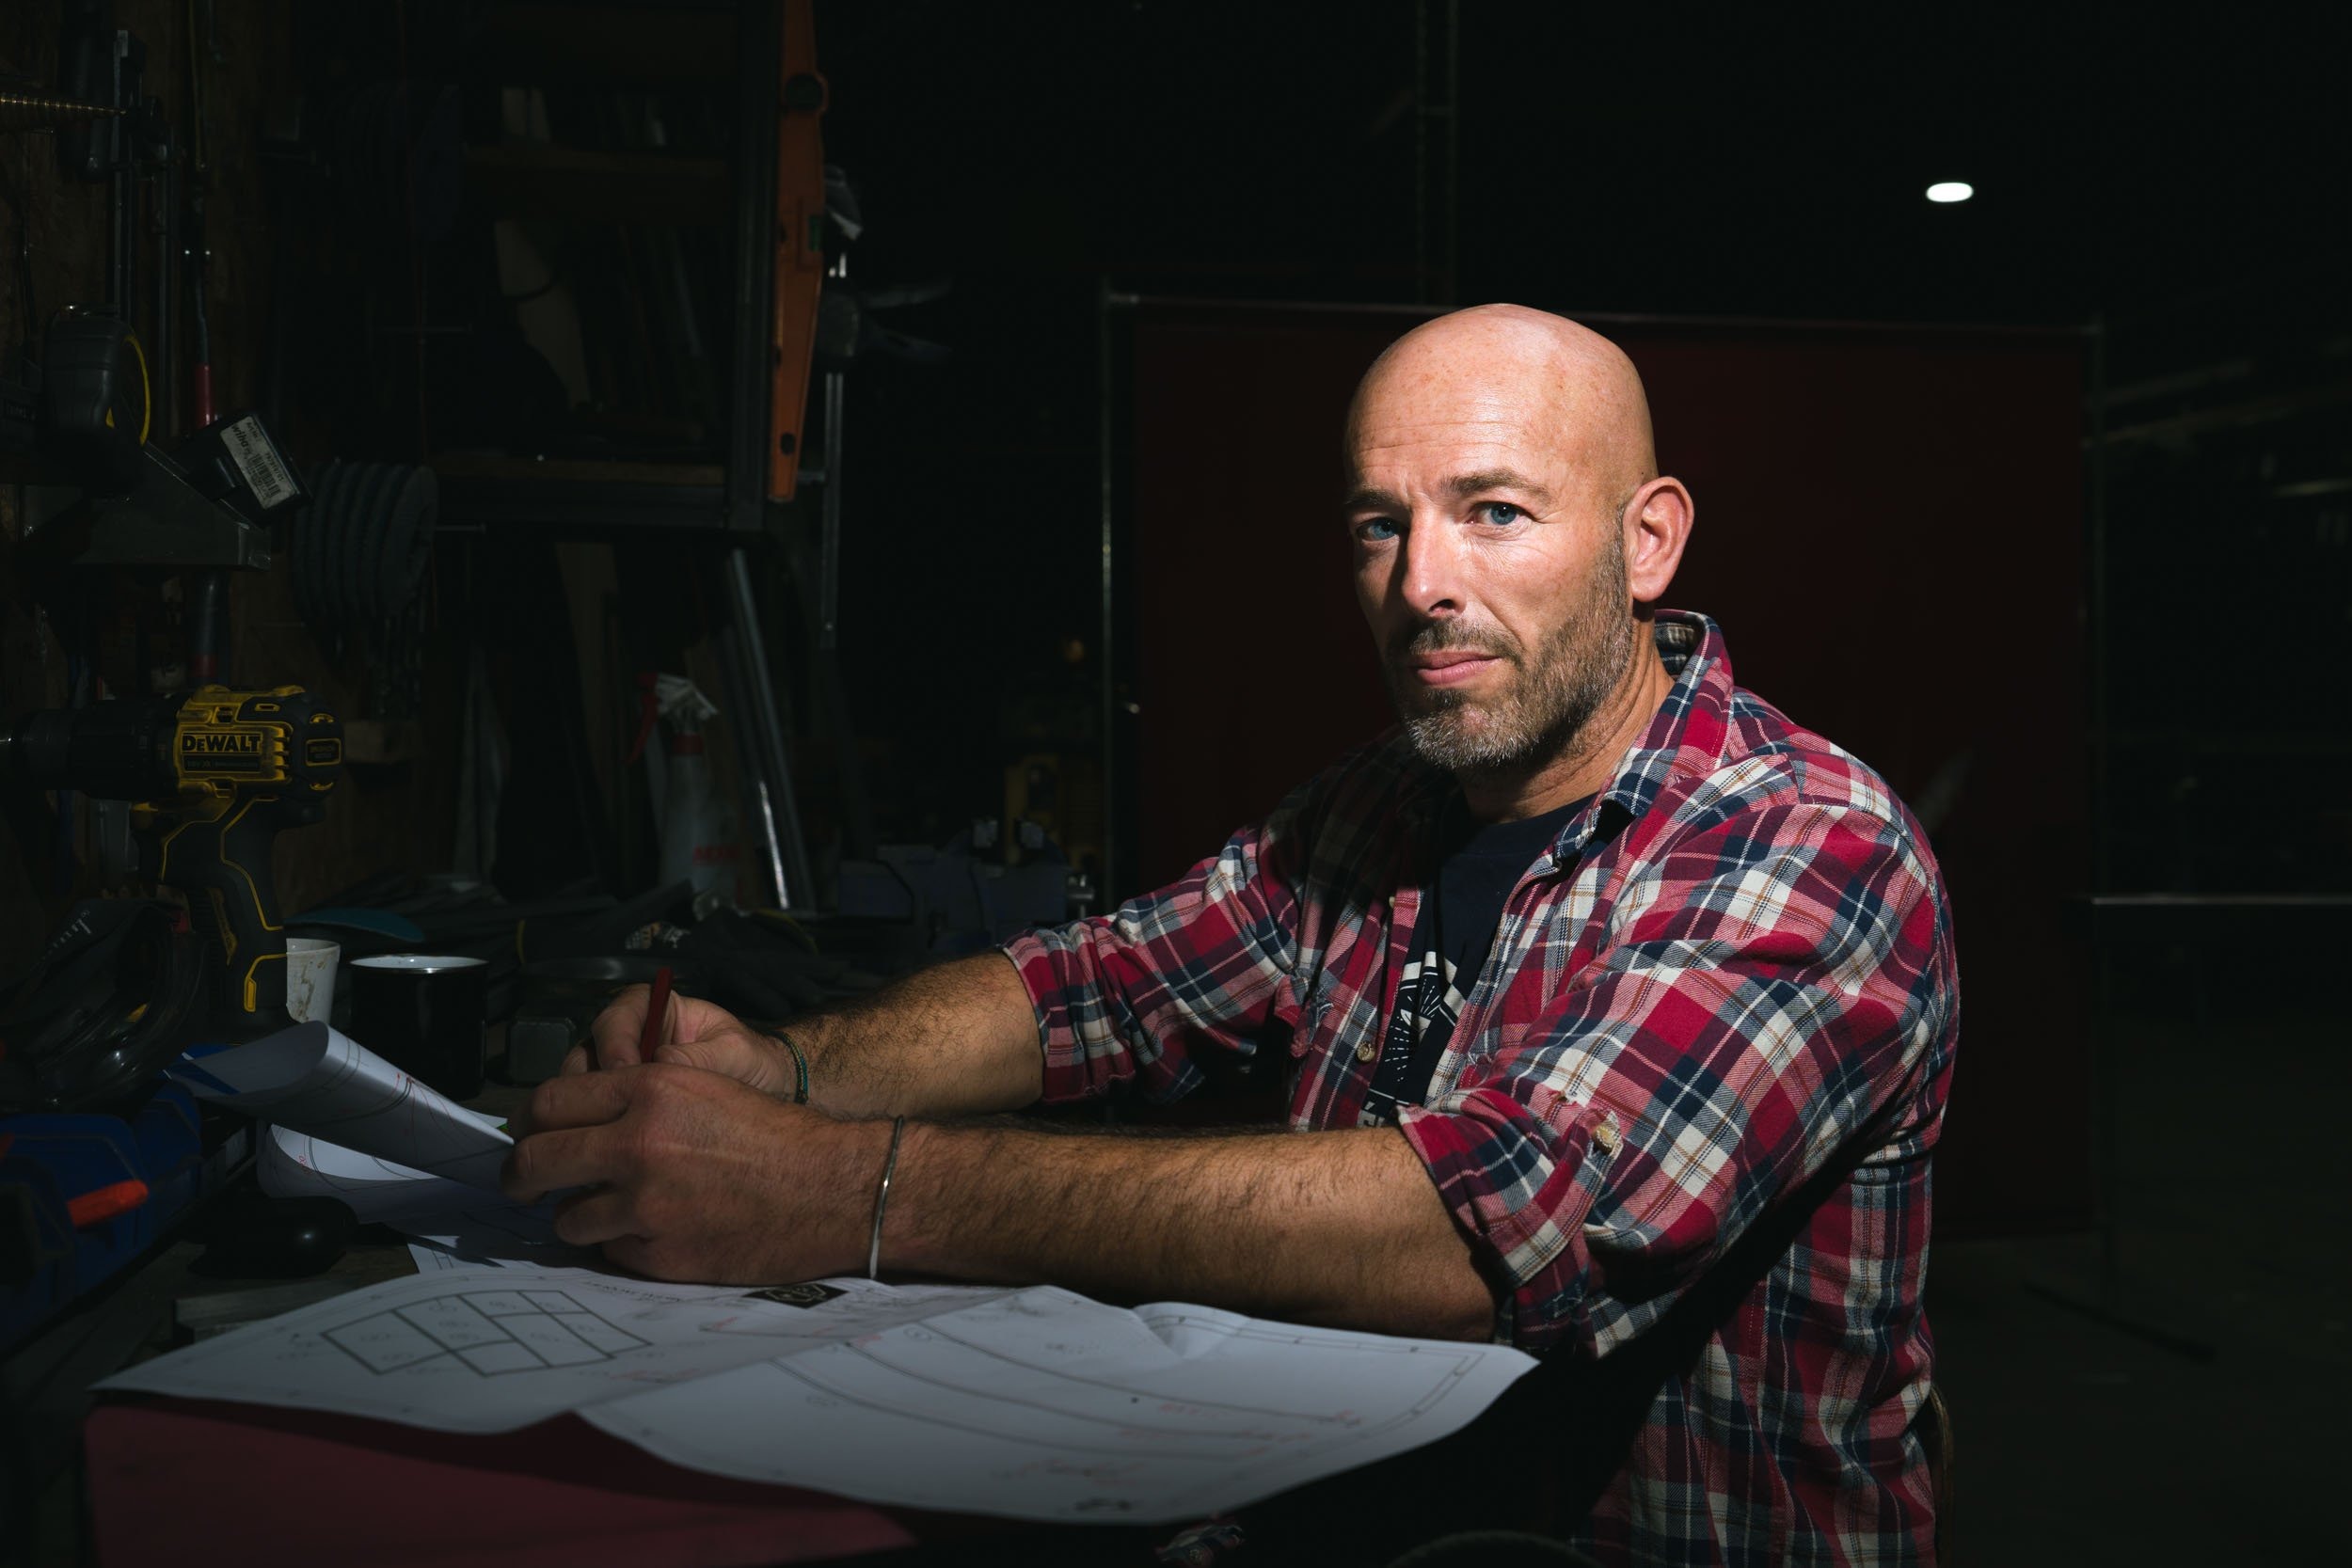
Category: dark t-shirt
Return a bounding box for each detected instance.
[1362,790,1594,1124]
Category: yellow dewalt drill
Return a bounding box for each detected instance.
[1,687,342,1036]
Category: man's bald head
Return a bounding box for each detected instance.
[1341,305,1693,812]
[1346,304,1658,517]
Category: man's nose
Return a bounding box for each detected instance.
[1398,513,1464,619]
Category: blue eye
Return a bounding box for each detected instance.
[1356,517,1400,543]
[1478,502,1523,526]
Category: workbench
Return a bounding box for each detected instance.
[14,1070,1566,1567]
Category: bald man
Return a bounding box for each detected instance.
[507,306,1958,1564]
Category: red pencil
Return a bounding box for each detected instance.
[637,965,675,1065]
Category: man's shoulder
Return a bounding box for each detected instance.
[1637,611,1911,833]
[1726,688,1899,809]
[1622,682,1956,989]
[1657,683,1934,872]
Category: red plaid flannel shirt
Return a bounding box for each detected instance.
[1005,611,1959,1564]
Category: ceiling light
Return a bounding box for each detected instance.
[1925,182,1974,204]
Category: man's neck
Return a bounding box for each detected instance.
[1456,632,1673,824]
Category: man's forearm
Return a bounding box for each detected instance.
[882,1118,1498,1341]
[786,952,1044,1119]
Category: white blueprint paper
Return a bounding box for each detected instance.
[405,1242,486,1274]
[389,1203,602,1271]
[98,1268,1017,1432]
[96,1272,1534,1522]
[259,1125,597,1268]
[259,1124,484,1219]
[257,1123,597,1269]
[170,1022,511,1190]
[583,1289,1537,1521]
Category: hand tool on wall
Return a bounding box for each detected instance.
[5,310,302,573]
[54,1,137,316]
[0,686,342,1037]
[22,307,151,494]
[183,0,226,679]
[183,0,218,432]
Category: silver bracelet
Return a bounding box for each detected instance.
[866,1116,907,1281]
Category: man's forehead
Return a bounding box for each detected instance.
[1346,396,1584,488]
[1358,351,1586,414]
[1351,339,1593,433]
[1343,318,1651,500]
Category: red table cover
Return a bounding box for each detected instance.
[86,1396,922,1566]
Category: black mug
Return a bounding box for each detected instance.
[349,954,490,1101]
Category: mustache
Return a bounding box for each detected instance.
[1387,620,1520,664]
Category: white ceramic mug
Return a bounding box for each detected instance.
[284,937,342,1025]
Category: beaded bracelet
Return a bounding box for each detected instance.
[764,1027,811,1104]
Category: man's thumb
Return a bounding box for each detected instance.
[650,1034,737,1076]
[648,1028,783,1096]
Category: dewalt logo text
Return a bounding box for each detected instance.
[182,732,266,755]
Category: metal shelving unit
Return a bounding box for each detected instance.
[433,0,817,909]
[437,0,783,541]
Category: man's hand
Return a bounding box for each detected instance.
[501,1062,882,1283]
[562,984,799,1098]
[502,1056,1492,1337]
[560,953,1042,1121]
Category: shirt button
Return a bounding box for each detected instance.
[1355,1040,1377,1063]
[1594,1118,1622,1155]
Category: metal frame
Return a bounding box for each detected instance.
[429,2,816,910]
[434,0,778,540]
[1097,282,1120,904]
[723,546,814,910]
[724,0,783,538]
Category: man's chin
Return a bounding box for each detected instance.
[1402,707,1526,770]
[1391,689,1469,731]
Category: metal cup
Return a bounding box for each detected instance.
[349,954,490,1101]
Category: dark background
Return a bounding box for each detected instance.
[1124,309,2090,1241]
[814,0,2352,892]
[10,1,2344,908]
[4,4,2348,1561]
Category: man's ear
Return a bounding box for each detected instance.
[1622,476,1693,605]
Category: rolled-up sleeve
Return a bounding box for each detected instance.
[1003,780,1315,1105]
[1396,797,1952,1354]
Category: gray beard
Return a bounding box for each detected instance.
[1388,535,1634,778]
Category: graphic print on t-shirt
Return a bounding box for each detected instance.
[1359,790,1595,1127]
[1360,950,1471,1126]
